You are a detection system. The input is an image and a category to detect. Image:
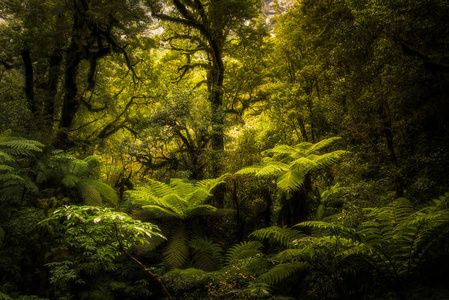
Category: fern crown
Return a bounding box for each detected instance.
[236,137,348,191]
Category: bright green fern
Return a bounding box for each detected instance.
[127,174,230,269]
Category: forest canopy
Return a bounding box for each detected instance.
[1,0,449,299]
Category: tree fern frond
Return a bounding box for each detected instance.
[235,166,264,176]
[164,267,207,277]
[146,179,174,198]
[62,174,80,188]
[169,178,196,198]
[255,162,290,177]
[306,137,342,154]
[186,188,212,206]
[276,169,305,191]
[275,249,307,262]
[77,181,103,206]
[195,174,229,191]
[250,226,303,247]
[141,205,180,219]
[190,237,223,271]
[0,173,24,184]
[263,144,297,156]
[0,165,15,172]
[127,186,163,206]
[258,262,306,285]
[225,241,263,264]
[296,221,357,237]
[83,179,119,206]
[161,194,188,216]
[369,198,414,227]
[0,137,44,157]
[164,224,190,268]
[186,205,217,219]
[0,152,14,164]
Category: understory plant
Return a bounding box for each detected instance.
[41,205,171,299]
[236,137,348,226]
[127,174,230,269]
[251,193,449,299]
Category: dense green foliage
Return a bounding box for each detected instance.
[1,0,448,299]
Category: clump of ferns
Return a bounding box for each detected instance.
[35,150,118,207]
[0,131,44,201]
[251,194,449,299]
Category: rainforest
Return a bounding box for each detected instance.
[1,0,449,299]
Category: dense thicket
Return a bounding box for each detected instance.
[1,0,448,299]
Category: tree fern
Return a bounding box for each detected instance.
[127,174,229,269]
[36,151,118,206]
[127,174,229,221]
[0,133,44,193]
[237,137,347,192]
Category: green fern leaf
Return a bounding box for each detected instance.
[0,152,14,164]
[164,267,207,277]
[259,262,305,285]
[170,179,196,198]
[225,241,263,264]
[0,173,24,184]
[141,205,180,219]
[0,165,15,172]
[164,224,190,268]
[77,181,103,206]
[190,236,223,271]
[62,174,80,188]
[250,226,303,247]
[296,221,356,236]
[307,137,342,154]
[277,169,305,191]
[0,137,44,157]
[83,179,119,206]
[274,248,307,262]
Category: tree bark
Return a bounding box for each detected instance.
[20,49,37,116]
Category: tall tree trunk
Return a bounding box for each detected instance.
[208,40,226,207]
[55,0,87,148]
[56,43,82,148]
[45,53,62,124]
[20,49,37,116]
[379,101,404,198]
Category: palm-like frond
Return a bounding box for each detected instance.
[0,134,44,193]
[306,136,342,154]
[190,237,223,271]
[235,137,347,192]
[77,181,103,206]
[128,174,229,220]
[164,224,190,268]
[236,162,289,178]
[225,241,263,264]
[296,221,357,237]
[185,205,217,218]
[140,205,181,219]
[0,136,45,157]
[258,262,306,285]
[82,179,119,206]
[0,152,14,164]
[194,173,229,193]
[250,226,304,247]
[276,169,305,191]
